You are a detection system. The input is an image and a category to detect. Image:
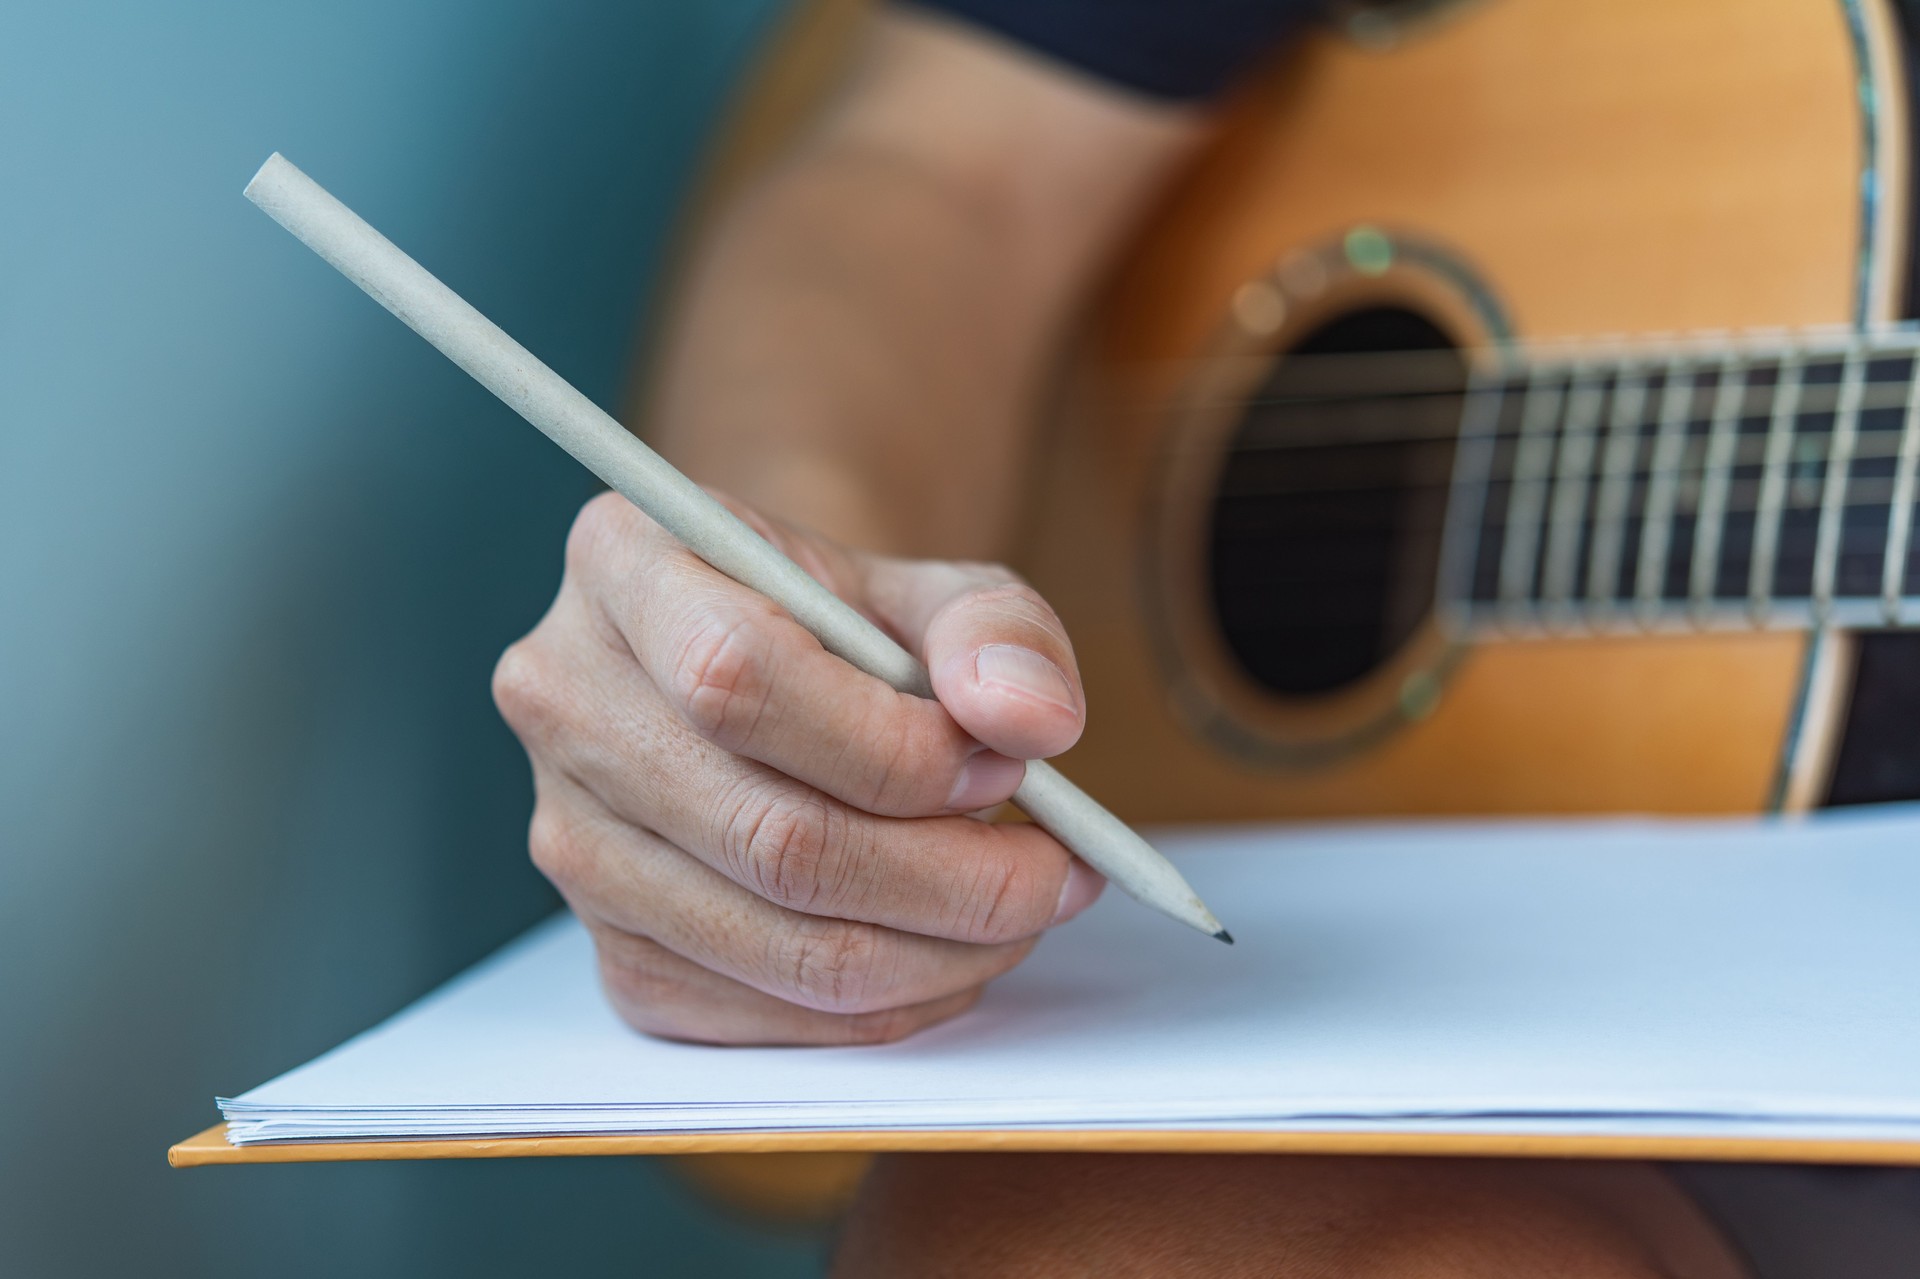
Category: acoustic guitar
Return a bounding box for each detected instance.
[663,0,1920,1219]
[1019,0,1920,824]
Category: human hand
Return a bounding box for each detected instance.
[493,491,1103,1045]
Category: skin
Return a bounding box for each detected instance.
[495,9,1751,1275]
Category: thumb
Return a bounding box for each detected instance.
[858,556,1085,762]
[705,490,1083,758]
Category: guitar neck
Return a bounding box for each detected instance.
[1440,330,1920,636]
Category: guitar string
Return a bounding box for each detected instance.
[1100,342,1920,392]
[1107,344,1920,426]
[1210,425,1915,470]
[1206,533,1916,623]
[1207,447,1920,511]
[1133,351,1920,596]
[1140,381,1920,507]
[1133,381,1920,452]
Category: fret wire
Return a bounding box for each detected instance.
[1688,357,1749,621]
[1748,354,1805,620]
[1435,371,1508,619]
[1811,344,1867,616]
[1541,369,1608,619]
[1497,368,1563,613]
[1585,367,1649,617]
[1635,362,1696,622]
[1883,365,1920,621]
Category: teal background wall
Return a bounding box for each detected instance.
[0,2,826,1274]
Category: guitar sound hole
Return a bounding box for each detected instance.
[1206,307,1465,697]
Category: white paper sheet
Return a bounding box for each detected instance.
[220,806,1920,1144]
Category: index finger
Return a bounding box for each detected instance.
[567,491,1023,818]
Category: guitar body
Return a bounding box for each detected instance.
[1021,0,1917,823]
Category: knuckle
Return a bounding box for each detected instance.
[724,787,848,913]
[563,491,633,578]
[490,640,559,739]
[667,611,774,752]
[525,808,590,889]
[779,921,892,1014]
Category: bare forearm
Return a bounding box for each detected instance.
[651,10,1203,557]
[653,139,1041,556]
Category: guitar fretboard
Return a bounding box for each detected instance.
[1439,331,1920,634]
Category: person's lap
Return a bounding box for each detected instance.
[832,1153,1752,1277]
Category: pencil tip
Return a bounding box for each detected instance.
[1214,929,1234,946]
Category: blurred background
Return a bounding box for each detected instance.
[0,0,832,1273]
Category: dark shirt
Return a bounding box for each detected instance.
[902,0,1319,101]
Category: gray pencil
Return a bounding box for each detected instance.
[243,152,1229,943]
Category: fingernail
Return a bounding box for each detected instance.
[1052,857,1105,924]
[975,644,1075,714]
[945,750,1025,813]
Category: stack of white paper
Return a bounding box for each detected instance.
[221,807,1920,1145]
